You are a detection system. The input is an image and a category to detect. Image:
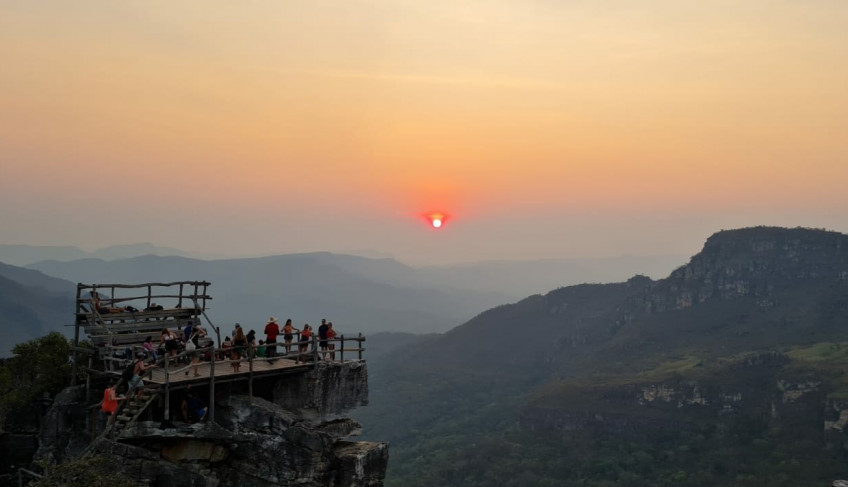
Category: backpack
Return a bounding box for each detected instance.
[122,360,137,383]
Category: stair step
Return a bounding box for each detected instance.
[116,415,132,421]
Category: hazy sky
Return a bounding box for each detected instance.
[2,1,847,265]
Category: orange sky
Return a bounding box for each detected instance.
[1,1,847,264]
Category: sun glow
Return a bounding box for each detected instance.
[427,212,446,229]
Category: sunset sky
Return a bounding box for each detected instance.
[2,1,847,265]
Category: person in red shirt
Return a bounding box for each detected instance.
[101,381,126,424]
[326,322,338,361]
[296,324,312,364]
[264,316,280,358]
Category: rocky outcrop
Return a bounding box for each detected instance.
[34,361,387,486]
[272,361,370,420]
[519,354,837,439]
[645,227,848,312]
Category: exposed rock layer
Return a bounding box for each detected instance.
[35,361,387,486]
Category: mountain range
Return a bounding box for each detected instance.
[0,243,207,266]
[3,226,848,484]
[354,226,848,486]
[0,246,680,355]
[0,262,74,354]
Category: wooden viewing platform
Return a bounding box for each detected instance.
[71,280,366,430]
[146,356,310,385]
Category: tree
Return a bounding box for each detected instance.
[0,332,72,431]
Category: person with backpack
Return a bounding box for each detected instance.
[318,319,329,360]
[125,352,156,400]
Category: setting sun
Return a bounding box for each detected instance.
[428,213,446,229]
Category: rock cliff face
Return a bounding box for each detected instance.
[645,226,848,312]
[36,361,388,486]
[518,353,840,443]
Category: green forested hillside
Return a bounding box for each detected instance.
[355,227,848,486]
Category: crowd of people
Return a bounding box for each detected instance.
[128,316,343,373]
[102,315,343,426]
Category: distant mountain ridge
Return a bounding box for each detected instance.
[0,265,74,355]
[356,226,848,486]
[25,252,511,337]
[0,243,204,266]
[21,250,683,337]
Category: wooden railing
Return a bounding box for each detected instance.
[132,331,366,424]
[72,281,213,384]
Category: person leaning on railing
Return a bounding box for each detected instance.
[326,322,338,361]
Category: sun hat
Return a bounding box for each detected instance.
[269,317,278,323]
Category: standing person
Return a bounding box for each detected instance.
[160,327,179,366]
[264,317,280,358]
[246,329,257,358]
[326,322,338,361]
[183,319,195,343]
[185,327,203,377]
[296,324,312,363]
[282,319,294,355]
[318,319,329,360]
[101,381,126,424]
[231,324,247,373]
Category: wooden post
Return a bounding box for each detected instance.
[358,333,363,360]
[209,344,216,422]
[178,283,183,308]
[147,285,152,309]
[85,356,92,401]
[248,346,254,400]
[312,335,319,369]
[72,285,82,385]
[164,357,170,421]
[340,335,345,363]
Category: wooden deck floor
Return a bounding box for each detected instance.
[144,356,318,385]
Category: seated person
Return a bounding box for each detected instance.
[142,336,158,362]
[90,291,126,314]
[221,336,232,359]
[256,340,267,358]
[181,386,208,424]
[144,302,165,311]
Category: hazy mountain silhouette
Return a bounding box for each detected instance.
[25,253,508,336]
[25,251,682,336]
[0,263,74,355]
[0,243,213,266]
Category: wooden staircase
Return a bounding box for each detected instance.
[113,384,161,433]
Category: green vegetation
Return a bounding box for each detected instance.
[30,457,142,487]
[362,347,848,487]
[0,332,75,431]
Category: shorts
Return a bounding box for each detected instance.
[283,334,293,341]
[165,340,179,351]
[128,375,143,392]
